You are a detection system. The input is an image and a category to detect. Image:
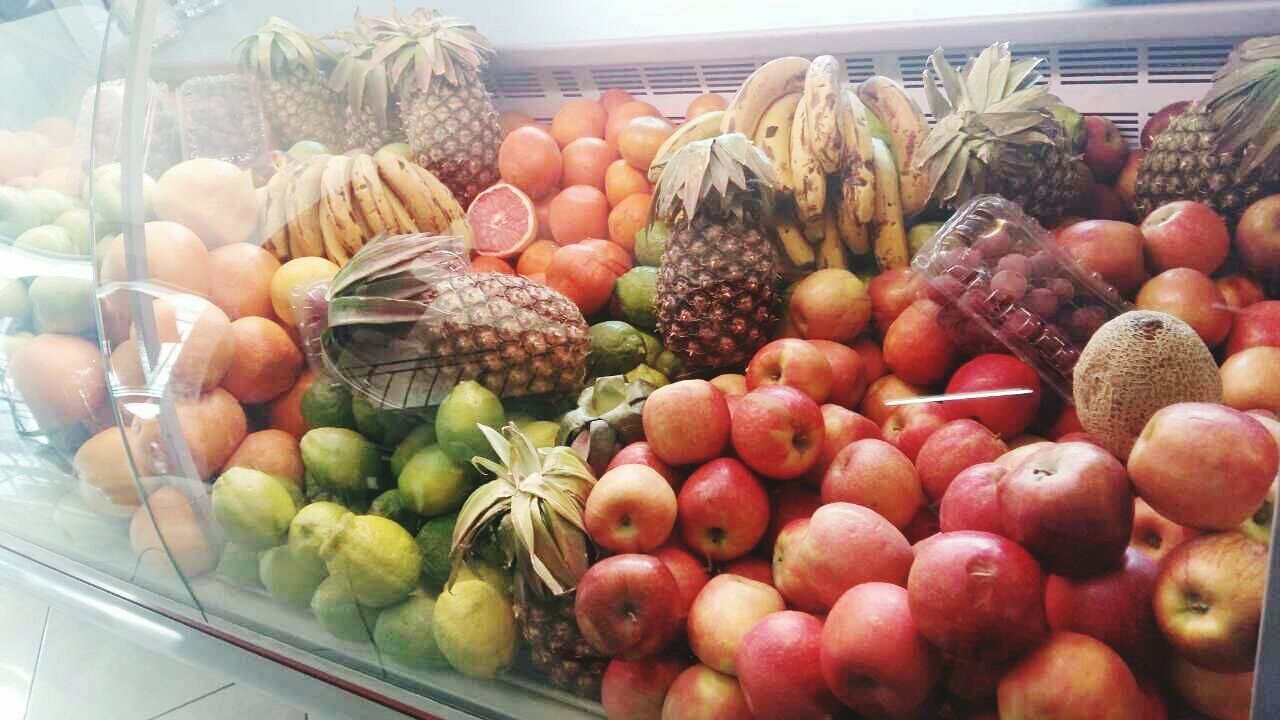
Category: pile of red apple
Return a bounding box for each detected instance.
[566,108,1280,720]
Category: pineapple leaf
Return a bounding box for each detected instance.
[923,70,952,119]
[922,133,964,196]
[965,43,1003,110]
[327,297,428,327]
[986,86,1050,114]
[986,47,1012,108]
[929,48,968,111]
[941,142,972,201]
[476,423,513,472]
[982,112,1048,137]
[1003,57,1043,96]
[450,478,514,555]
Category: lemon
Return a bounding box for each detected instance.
[259,545,327,607]
[301,380,356,431]
[211,468,299,550]
[320,514,422,608]
[415,513,457,590]
[216,542,262,588]
[311,574,381,643]
[288,501,349,564]
[435,381,505,465]
[451,560,513,601]
[432,580,517,679]
[399,445,469,517]
[374,591,449,669]
[300,427,385,495]
[271,256,338,326]
[390,423,437,478]
[614,266,658,330]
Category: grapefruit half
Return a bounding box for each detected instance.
[468,183,537,258]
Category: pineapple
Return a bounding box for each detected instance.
[329,16,402,153]
[451,424,607,698]
[653,134,782,370]
[235,17,345,151]
[1135,36,1280,225]
[917,43,1082,225]
[367,10,502,206]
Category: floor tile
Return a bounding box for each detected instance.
[0,579,48,720]
[151,683,305,720]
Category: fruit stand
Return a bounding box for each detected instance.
[1,1,1280,719]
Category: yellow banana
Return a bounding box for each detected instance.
[858,76,931,218]
[817,208,848,270]
[722,56,811,139]
[775,220,816,268]
[836,177,870,254]
[803,55,844,173]
[752,92,801,193]
[287,156,328,258]
[319,155,367,260]
[262,163,297,260]
[790,101,826,240]
[870,138,909,270]
[842,90,877,224]
[648,110,724,183]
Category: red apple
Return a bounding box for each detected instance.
[860,374,924,426]
[996,440,1056,470]
[943,354,1043,438]
[1216,274,1265,311]
[709,373,748,398]
[575,554,683,659]
[1115,149,1146,216]
[758,483,820,556]
[851,337,886,383]
[807,339,867,409]
[1092,183,1132,221]
[998,442,1134,576]
[1226,300,1280,356]
[803,404,881,486]
[908,531,1048,661]
[945,656,1007,704]
[1048,406,1085,439]
[688,574,786,675]
[916,419,1009,502]
[789,502,914,610]
[771,519,824,612]
[1072,163,1098,215]
[730,385,825,480]
[1241,477,1276,545]
[609,441,682,489]
[602,656,688,720]
[1235,194,1280,282]
[653,542,710,619]
[1140,200,1231,275]
[821,439,923,529]
[1169,655,1253,720]
[1045,547,1164,670]
[1135,268,1233,346]
[1154,532,1268,673]
[721,557,773,586]
[585,464,679,553]
[821,582,942,719]
[735,611,842,720]
[643,380,730,466]
[1222,346,1280,413]
[745,338,833,403]
[1137,677,1168,720]
[1055,219,1147,296]
[1127,402,1279,530]
[939,462,1007,535]
[678,458,770,562]
[661,664,754,720]
[997,631,1145,719]
[1141,101,1190,150]
[787,268,872,342]
[1130,497,1200,562]
[869,267,925,335]
[881,402,951,462]
[1083,115,1130,182]
[883,299,956,386]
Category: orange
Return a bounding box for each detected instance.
[221,316,303,404]
[526,272,546,285]
[75,428,144,516]
[562,137,618,190]
[533,192,556,240]
[470,255,515,274]
[8,333,106,429]
[224,429,304,489]
[99,221,211,298]
[269,369,316,440]
[545,240,632,316]
[686,93,728,119]
[605,159,651,206]
[608,193,652,253]
[468,183,537,258]
[517,239,558,277]
[549,185,611,246]
[130,485,216,577]
[209,243,281,320]
[619,116,675,172]
[270,256,339,326]
[130,387,248,480]
[119,302,235,396]
[551,99,607,147]
[605,101,663,151]
[599,88,635,114]
[499,110,536,137]
[580,238,634,277]
[498,126,562,199]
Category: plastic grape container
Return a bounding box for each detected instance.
[175,74,270,167]
[911,195,1131,398]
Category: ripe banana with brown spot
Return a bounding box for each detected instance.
[870,138,909,270]
[319,155,366,264]
[790,101,826,242]
[287,155,328,258]
[648,110,724,183]
[857,76,931,218]
[817,208,847,270]
[775,219,816,268]
[375,152,450,233]
[406,162,471,247]
[349,154,402,237]
[840,90,877,224]
[752,92,801,193]
[722,56,811,139]
[836,180,870,255]
[262,162,297,260]
[803,55,844,173]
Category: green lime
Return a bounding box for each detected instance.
[311,574,381,643]
[320,514,422,608]
[216,543,262,587]
[288,501,349,564]
[415,513,457,590]
[634,220,669,267]
[301,380,356,431]
[398,445,469,517]
[390,424,437,478]
[26,189,76,225]
[589,320,647,377]
[369,489,424,536]
[521,420,560,449]
[259,545,328,607]
[435,381,505,465]
[625,363,668,387]
[54,208,93,255]
[300,427,385,495]
[652,349,683,379]
[353,396,422,446]
[15,225,74,255]
[374,591,449,669]
[29,276,95,334]
[0,279,30,328]
[211,468,299,550]
[907,221,943,259]
[432,580,517,679]
[614,266,659,330]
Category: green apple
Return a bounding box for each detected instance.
[15,225,75,255]
[0,186,40,239]
[89,163,156,224]
[907,221,944,259]
[288,140,331,159]
[376,142,412,161]
[1241,480,1275,545]
[0,279,30,328]
[54,208,94,255]
[29,276,96,334]
[26,188,77,225]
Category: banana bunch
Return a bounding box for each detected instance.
[261,151,469,266]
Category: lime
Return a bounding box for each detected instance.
[211,468,299,550]
[432,580,517,679]
[398,445,470,517]
[369,489,424,536]
[626,363,668,387]
[0,279,30,328]
[907,221,943,259]
[301,380,356,431]
[435,381,505,465]
[288,501,349,564]
[374,591,449,669]
[311,574,381,643]
[16,225,74,255]
[29,276,95,334]
[0,186,40,237]
[26,189,76,225]
[521,420,560,449]
[589,320,647,377]
[614,266,659,330]
[54,208,93,254]
[352,395,422,446]
[259,545,327,607]
[415,513,457,590]
[633,220,669,267]
[320,514,422,608]
[390,424,437,478]
[300,427,385,495]
[216,543,262,588]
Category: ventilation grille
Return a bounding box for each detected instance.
[701,62,757,93]
[1086,111,1142,144]
[1147,43,1231,83]
[643,64,701,95]
[1058,46,1139,85]
[551,69,581,98]
[493,70,543,98]
[844,56,876,84]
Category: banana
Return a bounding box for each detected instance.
[262,162,295,260]
[802,55,844,173]
[817,207,847,270]
[869,138,909,270]
[647,110,724,183]
[836,174,870,254]
[751,92,801,193]
[775,219,816,268]
[287,155,328,258]
[349,153,400,237]
[721,56,810,140]
[841,90,877,224]
[857,76,931,218]
[790,101,826,240]
[319,155,367,261]
[375,152,450,233]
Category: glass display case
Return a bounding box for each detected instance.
[1,1,1279,718]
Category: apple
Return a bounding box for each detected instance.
[1154,532,1267,673]
[602,656,688,720]
[609,442,682,489]
[944,657,1007,705]
[1055,220,1147,296]
[902,506,940,544]
[1071,162,1098,215]
[1082,115,1130,181]
[1092,183,1132,221]
[709,373,748,397]
[677,458,770,562]
[1045,547,1164,670]
[821,438,923,529]
[1130,497,1200,562]
[995,441,1056,470]
[787,268,871,342]
[943,354,1043,438]
[1169,655,1253,720]
[916,419,1009,502]
[788,502,914,610]
[1115,149,1146,216]
[1136,677,1168,720]
[820,582,942,718]
[642,380,731,466]
[1142,101,1190,149]
[770,519,824,612]
[807,339,866,409]
[660,664,753,720]
[939,462,1007,535]
[1128,402,1278,530]
[881,402,951,462]
[745,339,832,403]
[868,267,925,335]
[851,337,886,383]
[653,542,710,619]
[1236,194,1280,281]
[1226,300,1280,356]
[1135,268,1233,346]
[1048,406,1085,439]
[860,374,924,426]
[575,554,683,659]
[998,442,1134,576]
[721,557,773,586]
[758,483,821,556]
[1222,346,1280,413]
[803,404,881,486]
[1239,479,1274,545]
[585,464,678,553]
[735,611,842,720]
[730,385,825,480]
[997,631,1145,719]
[883,299,956,386]
[908,531,1048,661]
[1140,200,1231,275]
[1216,274,1266,311]
[688,574,786,675]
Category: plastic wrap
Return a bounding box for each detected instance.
[73,79,180,177]
[175,74,270,167]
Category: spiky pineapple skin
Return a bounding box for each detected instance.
[344,106,402,154]
[261,68,346,151]
[988,124,1082,226]
[656,214,779,370]
[401,80,501,207]
[515,587,606,698]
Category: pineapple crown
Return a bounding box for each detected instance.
[1204,35,1280,180]
[235,17,336,81]
[451,423,597,597]
[365,8,496,98]
[328,12,392,126]
[652,133,778,224]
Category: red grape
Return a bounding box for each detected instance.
[1025,287,1060,317]
[990,270,1028,301]
[1028,251,1058,278]
[1047,277,1075,301]
[996,253,1029,276]
[973,223,1012,257]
